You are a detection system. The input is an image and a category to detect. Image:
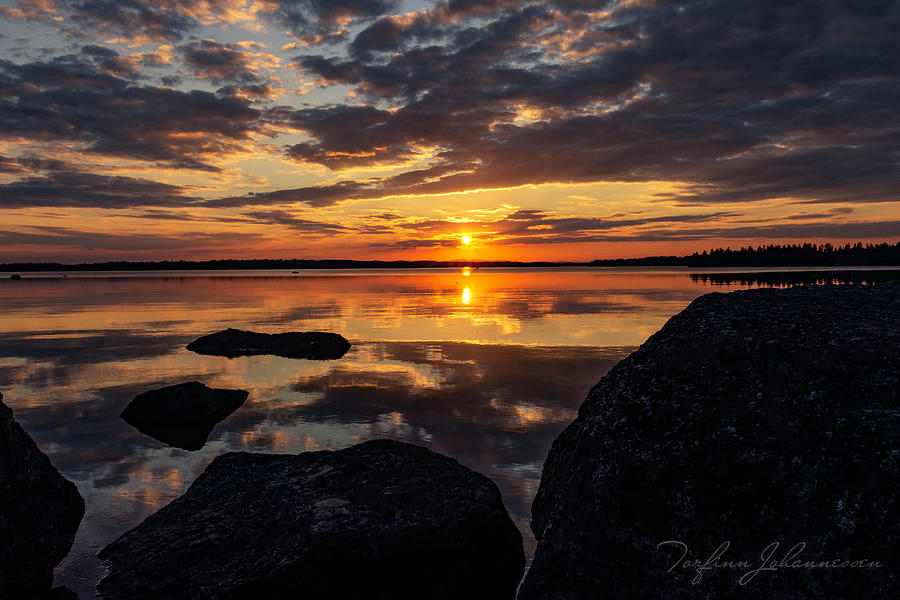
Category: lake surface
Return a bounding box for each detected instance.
[0,267,894,598]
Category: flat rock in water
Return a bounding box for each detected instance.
[0,393,85,598]
[121,381,248,451]
[98,439,524,600]
[186,328,351,360]
[521,282,900,600]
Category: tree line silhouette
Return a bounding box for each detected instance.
[686,243,900,267]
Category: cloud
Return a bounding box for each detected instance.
[206,180,370,209]
[0,153,23,173]
[369,208,748,248]
[79,45,141,78]
[0,169,196,209]
[2,1,233,41]
[1,0,401,43]
[1,0,897,252]
[370,238,460,249]
[178,40,279,86]
[0,55,264,171]
[0,225,266,251]
[267,0,401,42]
[282,0,899,208]
[353,204,894,249]
[242,209,354,234]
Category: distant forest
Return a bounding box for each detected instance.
[686,242,900,267]
[2,243,899,272]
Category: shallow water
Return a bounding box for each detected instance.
[0,267,889,598]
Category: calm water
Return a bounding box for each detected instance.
[0,267,892,598]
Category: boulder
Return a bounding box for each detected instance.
[521,282,900,599]
[121,381,248,451]
[186,328,351,360]
[1,393,85,598]
[98,439,524,600]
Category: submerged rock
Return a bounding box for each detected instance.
[522,282,900,600]
[121,381,248,451]
[186,328,351,360]
[0,393,85,598]
[98,439,524,600]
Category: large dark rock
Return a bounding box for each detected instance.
[1,393,85,598]
[522,283,900,599]
[98,439,524,600]
[121,381,248,451]
[187,328,351,360]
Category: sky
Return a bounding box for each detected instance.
[0,0,897,262]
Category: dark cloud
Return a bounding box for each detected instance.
[178,40,274,87]
[0,169,195,209]
[406,209,743,236]
[2,0,897,236]
[371,209,742,248]
[70,0,197,40]
[0,56,264,171]
[180,39,255,81]
[0,225,266,251]
[0,153,23,173]
[206,180,369,208]
[370,238,460,249]
[268,0,401,42]
[682,219,900,241]
[2,0,401,42]
[216,83,279,99]
[79,45,141,78]
[129,209,250,224]
[281,0,899,208]
[363,206,894,248]
[243,210,353,234]
[480,219,900,245]
[2,1,235,41]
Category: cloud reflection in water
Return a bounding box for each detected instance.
[0,269,722,598]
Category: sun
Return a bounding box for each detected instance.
[461,235,472,245]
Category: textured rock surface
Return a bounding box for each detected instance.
[187,328,351,359]
[99,439,524,600]
[521,282,900,599]
[0,393,85,598]
[121,381,248,451]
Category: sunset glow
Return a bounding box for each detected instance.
[0,1,896,262]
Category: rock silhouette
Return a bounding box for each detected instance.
[98,439,524,600]
[1,393,85,598]
[522,282,900,599]
[121,381,248,451]
[186,328,351,360]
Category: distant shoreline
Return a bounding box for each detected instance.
[0,258,686,272]
[3,257,900,273]
[4,243,900,272]
[0,259,900,275]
